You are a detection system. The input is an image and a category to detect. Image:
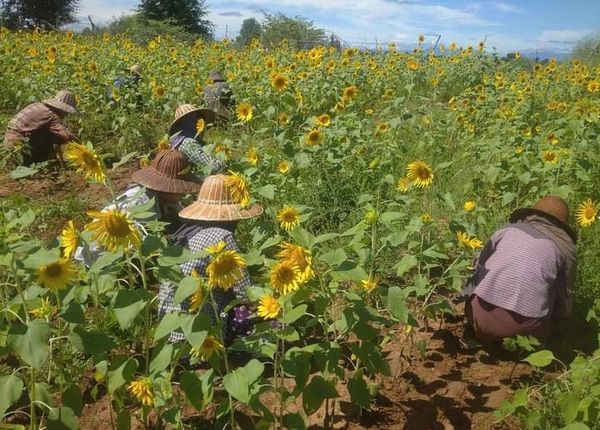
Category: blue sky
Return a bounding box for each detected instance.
[76,0,599,53]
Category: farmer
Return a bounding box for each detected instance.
[107,64,143,109]
[202,70,234,122]
[157,173,263,344]
[75,149,201,264]
[169,103,226,176]
[463,196,577,342]
[3,90,79,165]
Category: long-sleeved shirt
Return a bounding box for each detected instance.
[157,226,251,342]
[170,135,226,176]
[463,214,576,319]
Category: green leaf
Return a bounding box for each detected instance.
[348,377,371,409]
[88,250,124,275]
[330,261,368,282]
[180,371,204,409]
[154,313,185,341]
[277,326,300,341]
[47,407,78,430]
[108,357,138,394]
[238,359,264,385]
[561,424,590,430]
[284,304,308,324]
[386,287,409,322]
[523,350,555,368]
[112,289,151,330]
[223,370,250,403]
[150,343,174,375]
[283,413,306,430]
[314,233,338,245]
[174,277,199,305]
[22,248,60,270]
[282,354,310,392]
[257,184,276,199]
[62,385,83,416]
[302,376,339,415]
[70,326,116,355]
[59,302,85,324]
[9,165,39,179]
[8,320,50,369]
[111,151,138,170]
[117,410,131,430]
[157,246,205,266]
[559,392,580,424]
[0,374,24,418]
[394,255,418,277]
[319,249,347,266]
[182,313,210,348]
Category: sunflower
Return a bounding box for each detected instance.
[363,209,378,225]
[224,170,250,208]
[257,294,281,319]
[206,248,246,290]
[277,160,291,174]
[335,101,345,113]
[196,118,205,134]
[587,81,599,93]
[420,214,432,223]
[277,207,300,232]
[37,258,77,291]
[157,138,170,151]
[575,199,598,227]
[456,231,483,250]
[270,261,301,295]
[246,147,259,166]
[407,59,419,71]
[85,209,142,252]
[277,242,313,283]
[342,85,358,101]
[191,335,223,360]
[278,112,290,126]
[316,113,331,127]
[406,160,434,188]
[128,377,154,407]
[463,201,476,212]
[376,122,390,135]
[396,177,411,193]
[189,286,205,313]
[29,297,57,319]
[152,86,165,99]
[306,128,323,147]
[270,73,289,92]
[543,151,558,164]
[360,275,379,293]
[64,142,106,182]
[60,220,79,259]
[236,102,253,122]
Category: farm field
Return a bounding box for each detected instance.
[1,28,600,429]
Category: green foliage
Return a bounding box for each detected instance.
[573,33,600,66]
[236,18,262,47]
[1,0,79,30]
[137,0,213,38]
[261,12,327,49]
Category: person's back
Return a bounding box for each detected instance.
[202,71,233,121]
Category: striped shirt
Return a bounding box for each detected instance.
[5,102,74,145]
[464,219,576,319]
[170,135,226,176]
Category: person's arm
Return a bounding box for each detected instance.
[48,115,77,143]
[553,256,576,319]
[179,139,227,174]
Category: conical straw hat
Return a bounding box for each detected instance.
[169,103,217,135]
[132,149,201,194]
[179,174,263,221]
[42,90,79,115]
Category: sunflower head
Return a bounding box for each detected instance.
[306,128,324,147]
[277,207,300,232]
[406,160,434,188]
[60,220,79,259]
[271,74,289,91]
[257,294,281,319]
[128,377,154,407]
[37,258,77,291]
[224,170,250,208]
[278,112,290,126]
[316,113,331,127]
[360,276,379,293]
[576,199,598,227]
[463,201,476,212]
[270,260,301,295]
[85,208,141,252]
[64,142,106,182]
[246,147,259,166]
[191,335,223,360]
[277,242,313,283]
[206,248,246,290]
[277,160,291,174]
[396,177,412,193]
[236,102,253,122]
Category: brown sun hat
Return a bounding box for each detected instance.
[132,149,201,194]
[169,103,217,136]
[179,174,263,221]
[42,90,79,115]
[510,195,576,242]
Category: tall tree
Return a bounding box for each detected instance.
[261,12,326,50]
[236,18,262,47]
[138,0,213,38]
[1,0,79,29]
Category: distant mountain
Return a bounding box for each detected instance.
[519,50,572,61]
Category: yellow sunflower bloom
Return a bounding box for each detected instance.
[64,142,106,182]
[270,260,301,295]
[85,209,142,252]
[191,335,223,360]
[277,242,313,283]
[270,73,289,91]
[277,160,291,174]
[316,113,331,127]
[463,201,476,212]
[257,294,281,319]
[196,118,205,134]
[128,377,154,407]
[236,102,253,122]
[342,85,358,101]
[456,231,483,250]
[306,128,323,146]
[37,258,77,291]
[406,160,434,188]
[60,220,79,259]
[224,170,250,208]
[277,207,300,232]
[543,151,558,164]
[396,177,412,193]
[29,297,57,319]
[205,249,246,290]
[278,112,290,126]
[246,147,259,166]
[157,138,170,151]
[360,276,379,293]
[576,199,598,227]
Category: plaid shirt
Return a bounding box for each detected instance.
[5,102,75,145]
[170,136,226,176]
[157,226,252,342]
[464,216,576,319]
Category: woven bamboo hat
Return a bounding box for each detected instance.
[510,195,576,243]
[179,174,263,221]
[132,149,201,194]
[125,64,142,75]
[42,90,79,115]
[169,103,217,135]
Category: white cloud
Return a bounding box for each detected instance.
[492,2,522,13]
[539,29,592,43]
[75,0,135,24]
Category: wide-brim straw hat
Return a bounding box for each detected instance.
[42,90,79,115]
[510,195,577,243]
[179,174,263,221]
[125,64,142,75]
[169,103,217,136]
[132,149,201,194]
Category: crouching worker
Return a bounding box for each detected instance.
[463,196,577,342]
[3,90,79,166]
[158,173,263,345]
[75,149,201,264]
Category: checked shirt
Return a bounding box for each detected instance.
[157,227,252,342]
[170,135,226,176]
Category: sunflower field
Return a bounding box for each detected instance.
[1,27,600,429]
